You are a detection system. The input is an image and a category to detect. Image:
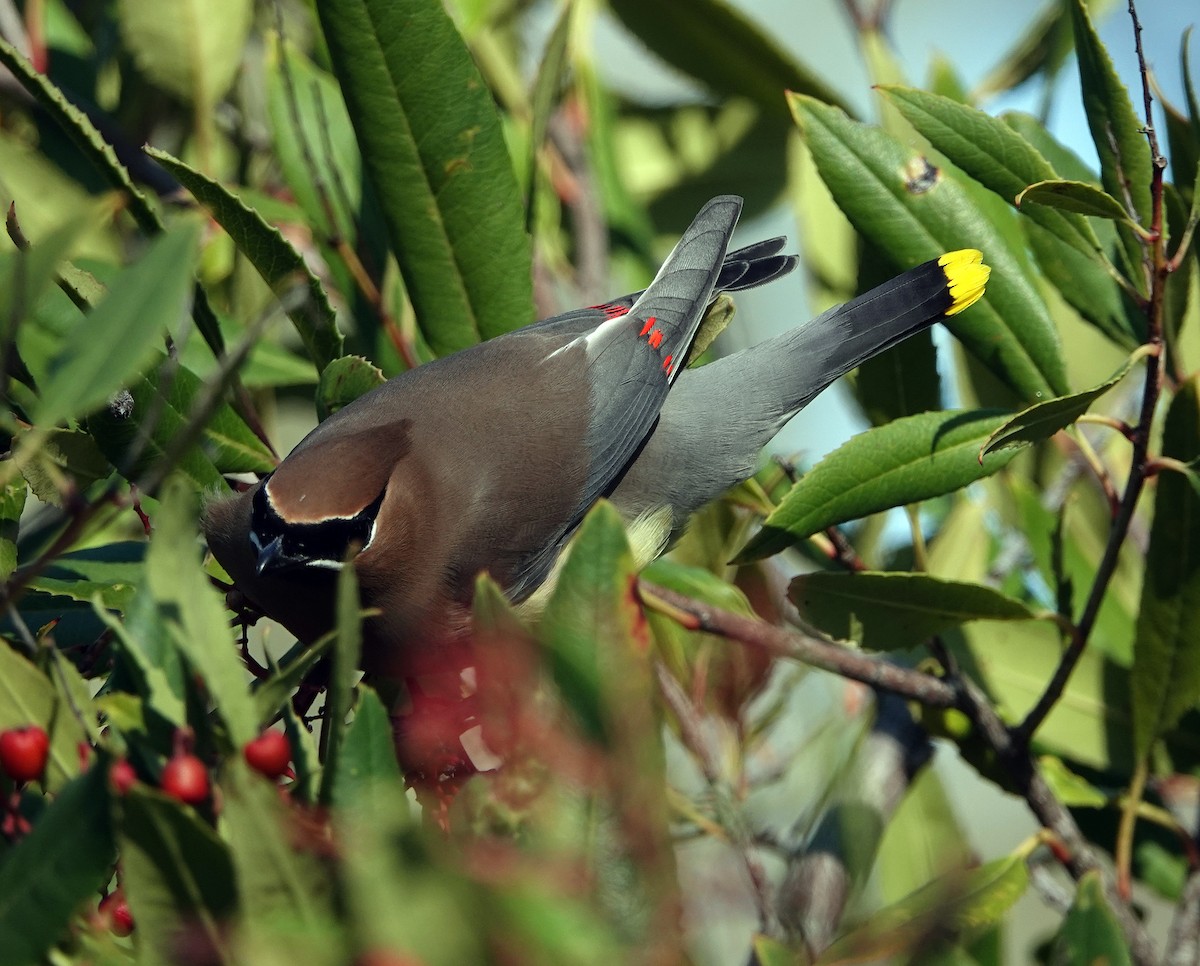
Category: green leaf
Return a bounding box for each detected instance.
[329,685,401,807]
[1164,95,1199,216]
[146,478,257,746]
[316,355,386,421]
[0,766,114,966]
[752,935,804,966]
[1038,756,1108,808]
[491,884,626,966]
[1010,477,1139,663]
[607,0,850,120]
[25,541,144,612]
[187,337,318,390]
[88,350,273,490]
[1070,0,1153,228]
[951,619,1174,774]
[148,148,343,371]
[790,94,1068,402]
[527,0,573,229]
[1185,28,1200,142]
[1017,179,1140,225]
[1165,188,1198,378]
[34,221,200,427]
[1023,219,1139,348]
[540,501,647,745]
[221,759,330,926]
[630,101,792,230]
[878,86,1102,258]
[0,640,87,791]
[974,1,1079,98]
[318,559,362,806]
[0,480,26,582]
[1051,871,1132,966]
[641,558,755,617]
[337,779,485,963]
[1002,110,1142,344]
[117,0,251,108]
[252,633,335,727]
[97,586,188,731]
[791,572,1039,650]
[981,353,1138,455]
[738,409,1021,562]
[13,427,112,506]
[877,768,974,906]
[817,854,1028,963]
[575,52,656,260]
[0,38,159,234]
[1131,378,1200,760]
[265,38,363,244]
[118,786,238,962]
[0,201,108,334]
[316,0,534,355]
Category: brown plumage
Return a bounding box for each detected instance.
[204,195,988,685]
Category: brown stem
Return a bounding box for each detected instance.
[639,582,957,708]
[655,662,775,934]
[1017,0,1168,744]
[954,675,1157,965]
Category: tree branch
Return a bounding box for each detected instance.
[639,582,956,708]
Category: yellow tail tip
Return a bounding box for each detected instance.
[938,249,989,316]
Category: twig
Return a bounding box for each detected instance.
[136,285,301,495]
[1017,0,1168,743]
[954,673,1156,964]
[641,581,1156,961]
[1066,425,1121,516]
[823,525,866,572]
[655,661,775,934]
[3,485,120,602]
[639,582,957,709]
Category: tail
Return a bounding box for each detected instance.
[716,237,800,294]
[609,250,990,531]
[777,249,988,413]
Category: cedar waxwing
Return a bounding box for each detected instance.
[203,196,988,677]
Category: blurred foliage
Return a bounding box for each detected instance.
[0,0,1197,963]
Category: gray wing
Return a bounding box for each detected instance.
[570,195,744,504]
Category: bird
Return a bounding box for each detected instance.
[203,195,988,682]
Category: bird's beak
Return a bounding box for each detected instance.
[255,536,285,576]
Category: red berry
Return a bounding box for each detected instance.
[243,730,292,780]
[109,759,137,795]
[0,726,50,783]
[160,754,209,805]
[98,890,134,936]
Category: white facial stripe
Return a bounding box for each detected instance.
[302,558,345,571]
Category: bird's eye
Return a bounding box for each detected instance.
[250,483,386,572]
